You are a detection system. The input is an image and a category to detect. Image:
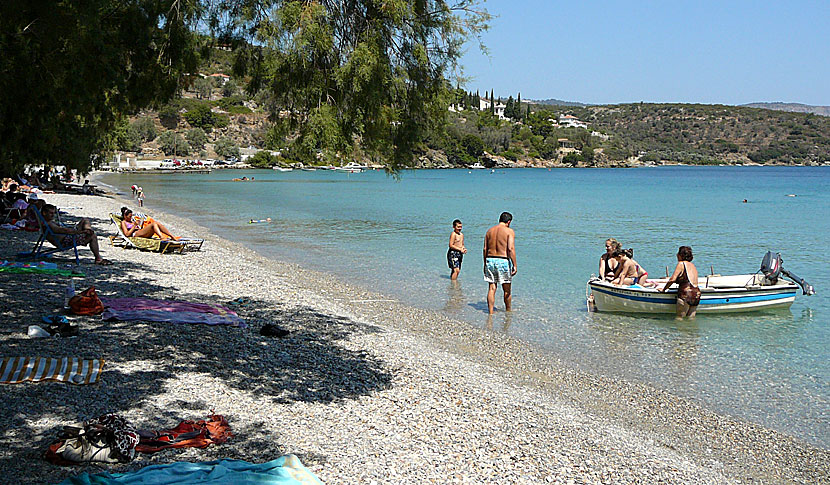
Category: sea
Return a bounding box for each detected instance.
[99,166,830,448]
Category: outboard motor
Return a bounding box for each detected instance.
[761,251,815,295]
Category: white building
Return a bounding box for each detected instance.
[479,97,507,120]
[558,114,588,129]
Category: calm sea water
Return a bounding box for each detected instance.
[100,166,830,448]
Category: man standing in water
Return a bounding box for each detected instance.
[447,219,467,280]
[483,212,517,314]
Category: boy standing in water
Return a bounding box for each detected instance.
[447,219,467,280]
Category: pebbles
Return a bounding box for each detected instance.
[0,191,827,484]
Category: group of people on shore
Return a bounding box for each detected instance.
[446,221,700,318]
[130,185,145,207]
[599,238,701,317]
[447,212,517,315]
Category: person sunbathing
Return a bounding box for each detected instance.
[41,204,112,265]
[120,207,180,240]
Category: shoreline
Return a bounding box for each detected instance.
[0,190,827,483]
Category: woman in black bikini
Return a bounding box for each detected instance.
[660,246,701,318]
[599,238,620,281]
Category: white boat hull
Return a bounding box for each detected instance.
[588,275,798,314]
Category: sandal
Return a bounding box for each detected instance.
[43,315,69,326]
[228,297,251,306]
[94,259,113,266]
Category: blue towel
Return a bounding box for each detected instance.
[59,455,323,485]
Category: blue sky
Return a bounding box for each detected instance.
[459,1,830,106]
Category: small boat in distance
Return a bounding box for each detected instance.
[335,162,367,173]
[469,162,486,169]
[587,252,814,314]
[272,166,293,172]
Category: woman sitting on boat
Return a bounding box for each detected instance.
[660,246,700,318]
[599,238,621,281]
[120,207,180,240]
[611,248,653,287]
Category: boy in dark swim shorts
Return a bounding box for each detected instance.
[447,219,467,280]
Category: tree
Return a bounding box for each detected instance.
[505,96,515,119]
[186,128,208,150]
[0,0,200,176]
[221,79,238,98]
[214,136,239,159]
[158,105,181,130]
[517,93,522,120]
[184,103,227,130]
[131,117,158,142]
[248,150,276,168]
[229,0,490,169]
[113,119,141,152]
[158,131,190,156]
[461,134,484,158]
[194,77,214,100]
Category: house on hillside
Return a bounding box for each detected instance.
[558,114,588,129]
[479,97,507,120]
[207,73,231,85]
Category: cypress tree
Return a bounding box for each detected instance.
[517,92,522,120]
[490,89,494,115]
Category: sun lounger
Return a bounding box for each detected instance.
[17,204,80,264]
[109,214,203,253]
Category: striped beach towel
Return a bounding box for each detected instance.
[0,357,104,385]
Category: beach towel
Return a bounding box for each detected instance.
[0,260,84,276]
[0,357,104,385]
[59,455,323,485]
[100,298,245,327]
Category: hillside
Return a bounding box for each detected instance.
[742,102,830,117]
[530,98,589,107]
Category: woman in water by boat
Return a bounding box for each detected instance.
[660,245,700,318]
[611,248,653,287]
[599,238,621,281]
[120,207,179,240]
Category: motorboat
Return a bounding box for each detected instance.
[587,252,814,314]
[335,162,367,173]
[469,162,486,169]
[272,166,293,172]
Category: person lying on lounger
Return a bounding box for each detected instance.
[42,204,112,265]
[120,207,180,240]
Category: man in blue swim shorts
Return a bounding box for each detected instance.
[483,212,517,314]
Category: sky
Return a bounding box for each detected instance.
[459,0,830,106]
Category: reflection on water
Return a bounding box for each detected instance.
[443,280,466,313]
[485,313,512,334]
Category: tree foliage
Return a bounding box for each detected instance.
[158,131,190,156]
[226,0,489,169]
[214,136,239,159]
[183,103,229,130]
[248,150,277,167]
[131,117,158,142]
[0,0,201,176]
[186,128,208,150]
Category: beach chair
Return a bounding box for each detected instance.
[109,214,201,254]
[132,211,204,251]
[17,204,80,264]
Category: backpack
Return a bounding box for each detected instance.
[68,286,104,315]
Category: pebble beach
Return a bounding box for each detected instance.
[0,190,827,484]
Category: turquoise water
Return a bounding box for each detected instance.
[100,167,829,448]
